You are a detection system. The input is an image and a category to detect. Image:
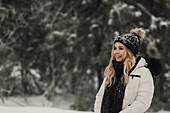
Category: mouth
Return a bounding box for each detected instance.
[115,55,122,59]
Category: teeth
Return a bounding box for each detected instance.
[116,55,121,58]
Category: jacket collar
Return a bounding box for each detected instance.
[129,56,147,75]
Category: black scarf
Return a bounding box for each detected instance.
[101,60,125,113]
[112,60,124,80]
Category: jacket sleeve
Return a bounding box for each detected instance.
[94,77,106,113]
[120,68,154,113]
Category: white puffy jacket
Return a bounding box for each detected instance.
[94,57,154,113]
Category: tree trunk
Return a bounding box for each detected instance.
[45,40,56,100]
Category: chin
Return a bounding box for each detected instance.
[116,59,123,62]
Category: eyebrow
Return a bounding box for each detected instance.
[119,46,124,47]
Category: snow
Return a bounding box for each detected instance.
[0,95,92,113]
[0,94,75,110]
[134,11,142,17]
[52,31,64,37]
[0,106,170,113]
[0,106,93,113]
[158,111,170,113]
[159,21,170,27]
[0,95,169,113]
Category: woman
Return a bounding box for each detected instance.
[94,28,154,113]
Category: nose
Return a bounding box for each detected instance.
[114,49,119,54]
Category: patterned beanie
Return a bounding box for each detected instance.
[113,28,146,56]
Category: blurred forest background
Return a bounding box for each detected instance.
[0,0,170,112]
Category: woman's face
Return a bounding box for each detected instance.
[113,42,127,62]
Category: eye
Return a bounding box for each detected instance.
[119,47,124,50]
[113,47,117,50]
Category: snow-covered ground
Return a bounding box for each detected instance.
[0,106,170,113]
[0,95,169,113]
[158,111,170,113]
[0,106,93,113]
[0,94,75,109]
[0,95,93,113]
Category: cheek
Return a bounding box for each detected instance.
[122,51,127,58]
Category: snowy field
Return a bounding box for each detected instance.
[0,106,170,113]
[0,106,93,113]
[0,94,75,109]
[0,95,92,113]
[0,95,169,113]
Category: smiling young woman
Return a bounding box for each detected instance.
[94,28,154,113]
[113,42,127,62]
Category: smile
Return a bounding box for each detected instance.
[116,55,122,58]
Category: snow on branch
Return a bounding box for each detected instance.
[121,0,170,30]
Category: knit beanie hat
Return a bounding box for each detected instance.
[113,28,146,56]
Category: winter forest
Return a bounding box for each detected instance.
[0,0,170,113]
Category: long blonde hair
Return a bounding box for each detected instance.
[104,46,136,86]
